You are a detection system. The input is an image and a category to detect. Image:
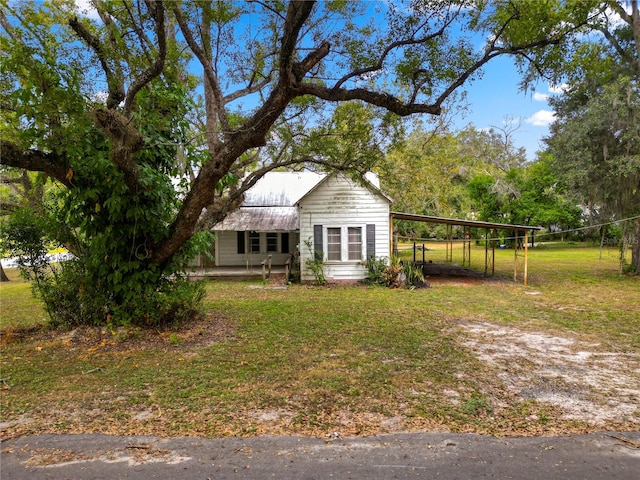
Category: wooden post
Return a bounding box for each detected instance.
[389,214,397,261]
[484,228,489,275]
[513,230,518,283]
[523,231,529,286]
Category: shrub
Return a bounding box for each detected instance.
[365,256,388,285]
[2,208,206,328]
[402,262,428,288]
[365,256,429,289]
[303,238,326,285]
[36,259,205,328]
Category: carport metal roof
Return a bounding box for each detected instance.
[391,212,543,232]
[390,212,543,285]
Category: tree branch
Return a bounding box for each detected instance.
[122,0,167,117]
[332,23,451,90]
[0,141,72,188]
[279,1,316,85]
[68,16,125,109]
[297,83,441,115]
[172,3,230,138]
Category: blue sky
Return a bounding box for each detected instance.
[449,55,559,160]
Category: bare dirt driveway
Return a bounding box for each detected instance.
[460,320,640,429]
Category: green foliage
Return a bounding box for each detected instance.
[0,207,52,282]
[35,258,204,328]
[543,0,640,270]
[3,0,620,326]
[303,238,326,285]
[0,207,206,328]
[365,256,389,286]
[365,256,427,289]
[402,261,426,288]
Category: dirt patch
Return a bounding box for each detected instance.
[1,310,237,353]
[460,322,640,427]
[420,262,506,286]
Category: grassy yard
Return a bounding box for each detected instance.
[1,243,638,439]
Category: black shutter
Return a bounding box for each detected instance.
[281,232,289,254]
[237,231,245,254]
[313,225,323,261]
[366,224,376,260]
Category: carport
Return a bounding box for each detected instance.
[390,212,543,285]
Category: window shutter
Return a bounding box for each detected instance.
[313,225,323,261]
[281,232,289,254]
[366,224,376,260]
[237,231,245,254]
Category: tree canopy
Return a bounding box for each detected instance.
[542,0,640,271]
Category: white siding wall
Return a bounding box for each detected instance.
[214,230,298,267]
[298,174,390,282]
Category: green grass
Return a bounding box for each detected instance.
[0,268,48,329]
[0,243,638,439]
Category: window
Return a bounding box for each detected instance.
[266,232,278,252]
[348,227,362,260]
[317,225,367,262]
[249,231,260,253]
[327,227,341,261]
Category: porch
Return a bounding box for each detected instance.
[187,255,293,281]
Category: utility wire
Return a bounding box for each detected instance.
[398,215,640,244]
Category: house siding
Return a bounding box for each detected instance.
[298,174,390,283]
[214,230,297,268]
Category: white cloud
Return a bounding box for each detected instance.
[549,83,568,94]
[526,110,556,127]
[74,0,101,21]
[533,92,549,102]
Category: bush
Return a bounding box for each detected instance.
[365,257,429,289]
[303,238,326,285]
[365,256,388,285]
[2,208,206,328]
[402,262,427,288]
[37,260,205,328]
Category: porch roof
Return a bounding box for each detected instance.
[212,206,299,232]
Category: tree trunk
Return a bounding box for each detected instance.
[0,263,9,282]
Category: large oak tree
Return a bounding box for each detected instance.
[0,0,599,325]
[543,0,640,272]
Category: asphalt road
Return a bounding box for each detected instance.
[1,431,639,479]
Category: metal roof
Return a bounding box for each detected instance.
[213,206,299,232]
[391,212,543,231]
[243,172,324,206]
[213,171,390,232]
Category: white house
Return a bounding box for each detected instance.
[210,171,392,283]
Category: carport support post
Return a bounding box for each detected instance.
[513,229,530,286]
[513,230,519,283]
[484,228,495,275]
[463,227,471,267]
[524,230,529,286]
[389,214,395,257]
